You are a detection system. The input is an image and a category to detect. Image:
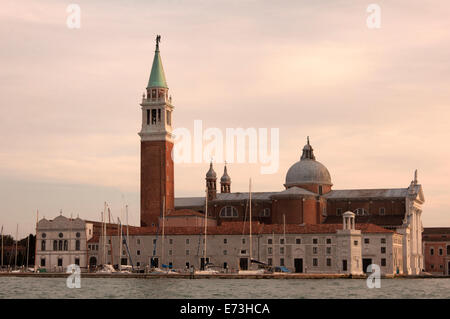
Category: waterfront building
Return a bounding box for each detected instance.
[422,227,450,275]
[34,36,423,275]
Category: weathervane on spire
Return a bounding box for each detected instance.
[156,35,161,50]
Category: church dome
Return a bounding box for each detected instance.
[285,137,332,187]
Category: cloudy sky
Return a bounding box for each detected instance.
[1,0,449,237]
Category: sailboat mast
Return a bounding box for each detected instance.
[108,208,114,267]
[1,225,3,269]
[15,224,18,270]
[249,178,252,264]
[118,217,121,269]
[126,205,129,254]
[204,187,208,264]
[26,234,30,268]
[34,210,38,270]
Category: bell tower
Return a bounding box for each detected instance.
[139,35,175,227]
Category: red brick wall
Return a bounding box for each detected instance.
[140,140,174,227]
[326,199,406,216]
[423,242,450,274]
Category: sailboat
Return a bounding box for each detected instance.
[238,178,265,275]
[96,203,116,273]
[195,187,219,275]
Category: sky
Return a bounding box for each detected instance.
[1,0,450,238]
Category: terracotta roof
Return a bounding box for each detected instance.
[166,209,206,218]
[324,215,405,226]
[423,227,450,235]
[117,221,393,236]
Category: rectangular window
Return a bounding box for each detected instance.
[169,239,173,245]
[242,238,246,244]
[280,238,285,245]
[186,250,190,256]
[381,247,386,254]
[296,238,301,244]
[326,258,332,267]
[157,109,161,122]
[313,238,318,244]
[151,109,157,124]
[381,238,386,244]
[313,258,318,267]
[223,250,227,255]
[268,238,273,245]
[430,248,434,255]
[268,247,272,255]
[153,239,157,244]
[439,248,443,256]
[381,258,386,267]
[241,250,247,254]
[326,247,331,255]
[166,110,171,125]
[58,258,63,267]
[40,258,46,267]
[146,109,150,125]
[268,258,272,266]
[326,238,332,244]
[136,262,140,267]
[186,239,190,245]
[75,258,80,266]
[280,258,285,266]
[336,208,342,216]
[364,238,370,244]
[313,247,318,254]
[280,247,285,255]
[379,207,386,215]
[169,250,172,256]
[137,239,141,245]
[224,238,227,244]
[137,250,141,255]
[354,240,358,246]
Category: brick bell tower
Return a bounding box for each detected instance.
[139,35,174,227]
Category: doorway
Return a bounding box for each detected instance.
[362,258,372,273]
[200,257,210,270]
[239,258,248,270]
[294,258,303,273]
[342,260,347,271]
[150,257,159,268]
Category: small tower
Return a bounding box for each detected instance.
[342,211,355,230]
[220,163,231,193]
[206,161,217,200]
[139,35,175,227]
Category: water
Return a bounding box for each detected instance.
[0,277,449,299]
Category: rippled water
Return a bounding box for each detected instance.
[0,277,449,299]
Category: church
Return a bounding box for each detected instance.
[35,37,425,275]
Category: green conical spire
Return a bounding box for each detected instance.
[147,35,168,89]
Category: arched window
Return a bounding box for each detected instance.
[53,240,57,251]
[447,245,450,256]
[76,232,81,238]
[354,208,368,216]
[41,240,46,251]
[64,240,68,251]
[58,240,63,251]
[220,206,238,218]
[75,240,80,251]
[259,208,271,217]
